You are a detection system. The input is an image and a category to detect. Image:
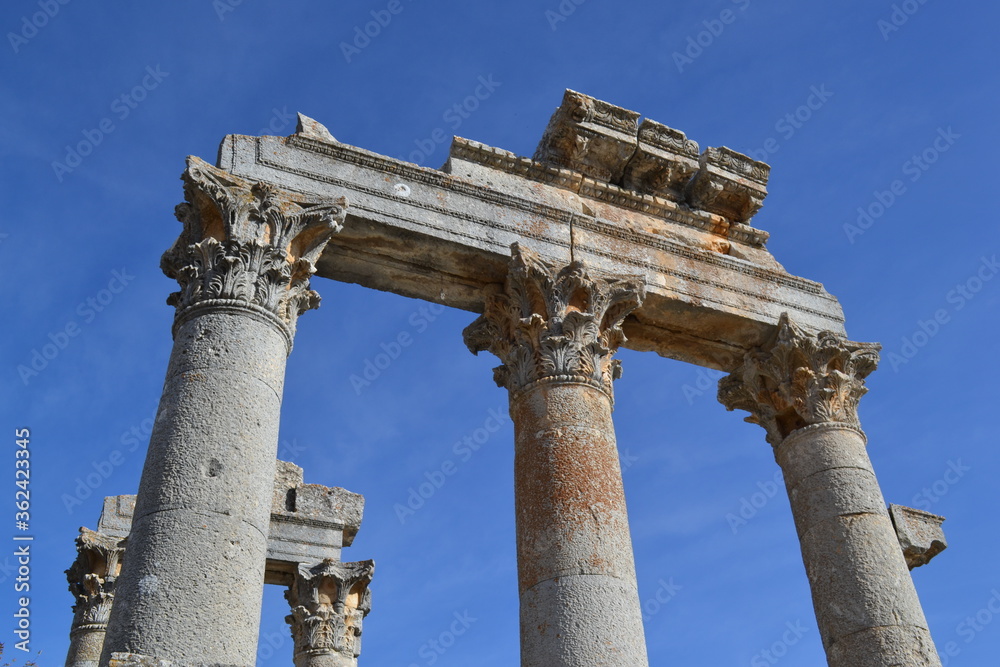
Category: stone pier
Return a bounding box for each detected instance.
[99,159,347,666]
[719,314,942,667]
[464,244,649,666]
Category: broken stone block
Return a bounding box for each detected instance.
[686,146,769,223]
[533,89,640,183]
[889,504,947,570]
[621,118,700,201]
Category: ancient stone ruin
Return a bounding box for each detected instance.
[66,90,948,666]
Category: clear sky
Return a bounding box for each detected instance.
[1,1,997,665]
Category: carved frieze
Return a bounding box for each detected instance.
[285,559,375,663]
[533,89,640,183]
[463,244,644,402]
[161,156,347,338]
[718,313,880,445]
[66,527,125,634]
[686,146,769,223]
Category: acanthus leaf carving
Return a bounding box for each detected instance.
[285,559,374,663]
[65,527,126,633]
[463,244,644,402]
[161,156,347,339]
[718,313,880,445]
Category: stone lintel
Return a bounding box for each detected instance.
[889,504,948,570]
[216,122,844,370]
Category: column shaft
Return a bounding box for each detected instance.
[101,309,285,664]
[719,313,942,667]
[464,244,649,667]
[778,424,939,665]
[513,382,646,666]
[100,156,345,666]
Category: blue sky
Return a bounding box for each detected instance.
[1,1,997,665]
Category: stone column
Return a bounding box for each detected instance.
[100,157,347,666]
[65,529,125,667]
[464,244,649,667]
[285,560,374,667]
[718,314,942,667]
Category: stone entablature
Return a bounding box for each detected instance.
[217,98,842,372]
[533,89,768,223]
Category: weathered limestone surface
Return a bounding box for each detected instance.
[719,314,942,667]
[465,245,648,666]
[216,91,844,372]
[267,461,366,585]
[99,159,346,666]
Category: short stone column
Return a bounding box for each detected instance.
[285,560,374,667]
[100,157,347,666]
[719,314,942,666]
[65,529,125,667]
[464,244,649,667]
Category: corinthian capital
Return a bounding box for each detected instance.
[66,528,125,633]
[161,156,347,339]
[718,313,880,445]
[285,560,374,664]
[463,244,645,402]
